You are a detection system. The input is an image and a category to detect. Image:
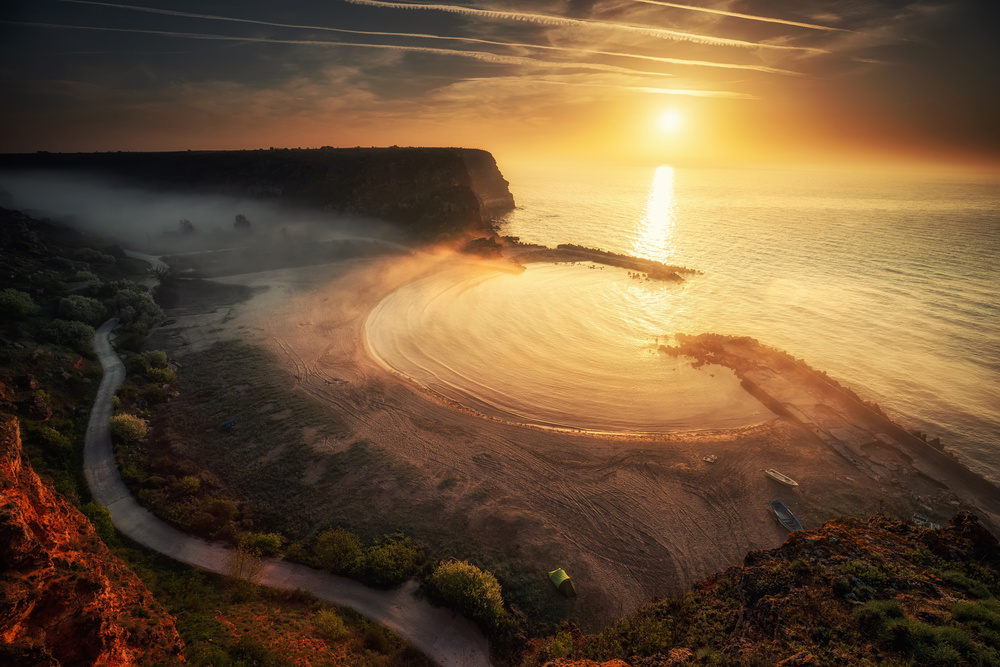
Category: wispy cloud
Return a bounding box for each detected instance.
[56,0,798,75]
[343,0,828,53]
[2,21,687,79]
[629,0,848,32]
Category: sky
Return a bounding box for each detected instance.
[2,0,999,169]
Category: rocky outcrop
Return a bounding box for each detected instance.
[0,147,516,240]
[0,416,185,665]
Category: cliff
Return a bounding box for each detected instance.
[0,147,515,240]
[527,513,1000,666]
[0,416,185,665]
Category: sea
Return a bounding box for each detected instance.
[366,162,1000,485]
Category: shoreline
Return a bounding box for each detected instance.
[148,249,1000,630]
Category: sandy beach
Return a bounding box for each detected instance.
[150,250,999,630]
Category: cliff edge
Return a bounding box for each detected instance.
[0,147,515,240]
[0,416,185,666]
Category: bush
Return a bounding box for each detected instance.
[315,527,362,573]
[0,288,37,319]
[58,295,106,325]
[74,247,115,265]
[313,609,350,642]
[176,476,201,495]
[43,319,94,352]
[109,413,147,445]
[429,560,508,632]
[352,535,422,588]
[142,349,168,368]
[145,367,176,384]
[249,532,283,557]
[107,286,163,335]
[82,501,117,545]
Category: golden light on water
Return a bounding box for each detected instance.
[633,165,677,263]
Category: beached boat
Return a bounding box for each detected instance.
[764,468,799,487]
[703,454,718,463]
[770,500,803,531]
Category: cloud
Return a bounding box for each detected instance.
[628,0,848,32]
[343,0,827,52]
[6,21,691,79]
[55,0,798,76]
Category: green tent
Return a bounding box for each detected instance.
[548,568,577,597]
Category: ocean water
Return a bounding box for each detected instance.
[366,162,1000,484]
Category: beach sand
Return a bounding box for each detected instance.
[151,251,992,630]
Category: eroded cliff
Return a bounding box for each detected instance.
[0,147,515,240]
[0,416,185,665]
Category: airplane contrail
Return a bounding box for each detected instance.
[3,21,684,79]
[343,0,828,53]
[8,21,759,99]
[630,0,848,32]
[58,0,798,75]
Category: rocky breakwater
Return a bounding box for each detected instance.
[0,147,515,241]
[0,416,184,665]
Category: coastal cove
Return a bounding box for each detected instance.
[147,230,1000,631]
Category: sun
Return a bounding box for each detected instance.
[658,110,683,133]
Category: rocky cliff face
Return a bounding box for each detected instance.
[0,147,516,240]
[0,416,184,665]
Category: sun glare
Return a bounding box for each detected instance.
[658,110,683,133]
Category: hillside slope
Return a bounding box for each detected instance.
[0,416,185,665]
[527,514,1000,666]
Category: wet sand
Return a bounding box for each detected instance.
[152,251,998,630]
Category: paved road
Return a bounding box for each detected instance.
[84,319,491,667]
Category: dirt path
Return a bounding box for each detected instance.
[84,319,492,667]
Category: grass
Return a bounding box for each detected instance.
[114,536,434,666]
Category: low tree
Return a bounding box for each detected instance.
[428,560,508,632]
[108,413,147,445]
[315,527,363,572]
[58,294,106,325]
[0,288,37,319]
[179,218,195,234]
[43,319,94,352]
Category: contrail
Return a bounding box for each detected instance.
[58,0,798,75]
[630,0,848,32]
[343,0,828,53]
[536,78,758,99]
[3,21,682,78]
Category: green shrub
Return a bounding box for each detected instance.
[429,560,507,632]
[315,527,363,572]
[0,288,37,319]
[109,413,147,445]
[107,286,163,335]
[176,476,201,495]
[540,631,574,660]
[352,535,422,588]
[249,532,283,557]
[142,349,168,368]
[313,608,350,642]
[74,247,116,265]
[82,501,117,545]
[58,295,106,325]
[145,367,176,384]
[43,319,94,352]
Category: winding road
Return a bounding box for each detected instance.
[84,319,491,667]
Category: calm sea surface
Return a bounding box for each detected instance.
[368,163,1000,484]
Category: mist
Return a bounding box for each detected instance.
[0,170,405,257]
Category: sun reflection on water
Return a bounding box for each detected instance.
[632,165,677,263]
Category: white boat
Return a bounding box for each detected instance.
[764,468,799,487]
